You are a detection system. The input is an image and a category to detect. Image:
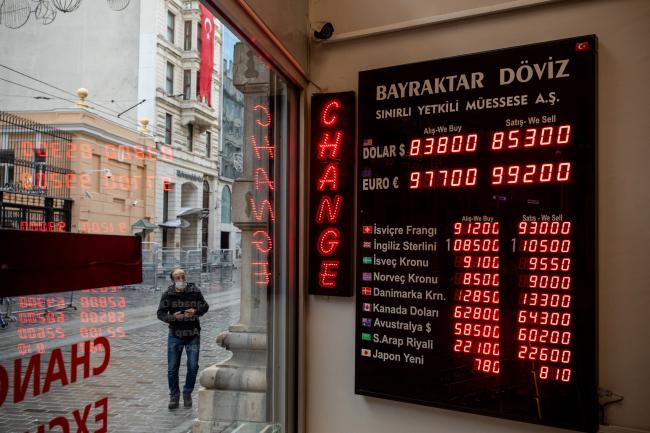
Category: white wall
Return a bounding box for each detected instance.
[307,1,650,432]
[0,1,141,127]
[243,0,309,72]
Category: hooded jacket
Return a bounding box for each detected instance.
[156,283,209,338]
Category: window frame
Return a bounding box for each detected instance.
[197,21,202,53]
[188,123,194,152]
[166,62,174,95]
[165,113,173,145]
[184,20,192,50]
[183,69,191,100]
[178,3,305,432]
[167,11,176,44]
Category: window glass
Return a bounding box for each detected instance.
[221,185,231,223]
[183,69,191,100]
[166,62,174,95]
[184,21,192,51]
[167,11,175,43]
[0,3,297,433]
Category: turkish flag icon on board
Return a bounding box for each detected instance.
[576,41,590,51]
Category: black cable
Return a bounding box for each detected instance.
[0,63,124,115]
[0,77,138,125]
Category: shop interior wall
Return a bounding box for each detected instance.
[306,0,650,432]
[241,0,309,72]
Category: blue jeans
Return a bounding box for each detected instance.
[167,334,200,398]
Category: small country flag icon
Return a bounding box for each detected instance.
[362,241,371,248]
[361,348,371,357]
[576,41,590,51]
[362,225,373,234]
[361,287,372,296]
[363,138,373,147]
[361,167,372,178]
[362,272,372,282]
[363,303,372,312]
[361,333,372,341]
[361,318,373,327]
[362,256,372,265]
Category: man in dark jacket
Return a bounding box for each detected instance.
[157,268,209,409]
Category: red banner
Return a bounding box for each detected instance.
[199,4,215,107]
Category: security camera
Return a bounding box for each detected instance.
[314,22,334,41]
[104,169,113,179]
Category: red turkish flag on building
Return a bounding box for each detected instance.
[199,4,215,107]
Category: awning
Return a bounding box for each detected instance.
[159,219,191,229]
[177,207,209,218]
[131,219,158,230]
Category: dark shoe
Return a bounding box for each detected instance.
[183,394,192,408]
[168,397,179,410]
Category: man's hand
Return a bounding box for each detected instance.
[174,311,185,320]
[185,308,196,317]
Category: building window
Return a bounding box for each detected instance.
[166,11,175,44]
[166,62,174,95]
[196,70,200,100]
[0,149,14,187]
[184,20,192,50]
[188,124,194,152]
[206,131,211,158]
[165,113,172,145]
[162,183,173,246]
[163,189,169,221]
[197,22,202,53]
[183,69,191,100]
[221,186,231,223]
[221,231,230,249]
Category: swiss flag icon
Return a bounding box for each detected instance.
[576,41,590,51]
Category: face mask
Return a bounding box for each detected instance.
[174,281,187,290]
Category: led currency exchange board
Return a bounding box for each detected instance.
[355,36,597,431]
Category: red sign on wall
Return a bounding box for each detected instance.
[309,92,355,296]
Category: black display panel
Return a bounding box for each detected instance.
[355,35,597,432]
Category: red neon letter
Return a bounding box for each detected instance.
[317,228,341,256]
[254,167,274,191]
[250,136,275,159]
[252,262,272,286]
[252,230,273,254]
[317,164,339,191]
[253,104,271,128]
[160,145,174,161]
[317,131,343,159]
[321,99,341,127]
[249,198,275,222]
[318,261,339,288]
[315,195,343,223]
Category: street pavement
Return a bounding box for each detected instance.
[0,276,241,433]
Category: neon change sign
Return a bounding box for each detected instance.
[309,92,355,296]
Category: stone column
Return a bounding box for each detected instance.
[193,43,271,433]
